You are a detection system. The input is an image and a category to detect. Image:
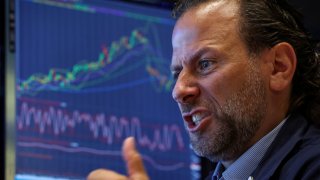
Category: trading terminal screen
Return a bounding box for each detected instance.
[12,0,199,179]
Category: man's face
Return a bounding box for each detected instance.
[171,0,268,161]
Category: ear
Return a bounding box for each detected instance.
[269,42,297,92]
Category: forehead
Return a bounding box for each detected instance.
[172,0,240,47]
[171,0,241,66]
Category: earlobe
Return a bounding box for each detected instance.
[269,42,297,91]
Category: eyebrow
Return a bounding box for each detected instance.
[170,63,182,73]
[189,47,214,61]
[170,47,216,71]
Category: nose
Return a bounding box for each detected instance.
[172,73,200,104]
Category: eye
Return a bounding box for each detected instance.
[197,59,215,72]
[171,70,180,80]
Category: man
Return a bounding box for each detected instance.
[88,0,320,179]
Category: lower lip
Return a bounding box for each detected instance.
[187,116,211,133]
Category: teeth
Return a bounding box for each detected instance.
[192,114,203,125]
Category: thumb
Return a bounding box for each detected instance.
[122,137,149,180]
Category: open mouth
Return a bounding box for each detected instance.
[183,111,211,131]
[192,113,204,126]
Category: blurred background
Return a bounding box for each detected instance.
[3,0,203,179]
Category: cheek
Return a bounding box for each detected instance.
[200,69,247,104]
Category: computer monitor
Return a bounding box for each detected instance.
[5,0,203,179]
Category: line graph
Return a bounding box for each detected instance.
[17,141,186,171]
[15,0,192,179]
[17,27,174,96]
[17,102,185,151]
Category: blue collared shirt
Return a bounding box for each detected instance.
[212,119,287,180]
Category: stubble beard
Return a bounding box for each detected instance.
[189,62,267,162]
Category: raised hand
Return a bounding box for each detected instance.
[87,137,149,180]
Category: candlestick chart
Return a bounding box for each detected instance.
[14,0,193,179]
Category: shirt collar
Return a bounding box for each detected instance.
[212,118,287,180]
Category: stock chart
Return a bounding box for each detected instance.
[15,0,195,179]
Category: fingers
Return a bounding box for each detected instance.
[87,137,149,180]
[122,137,149,180]
[87,169,127,180]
